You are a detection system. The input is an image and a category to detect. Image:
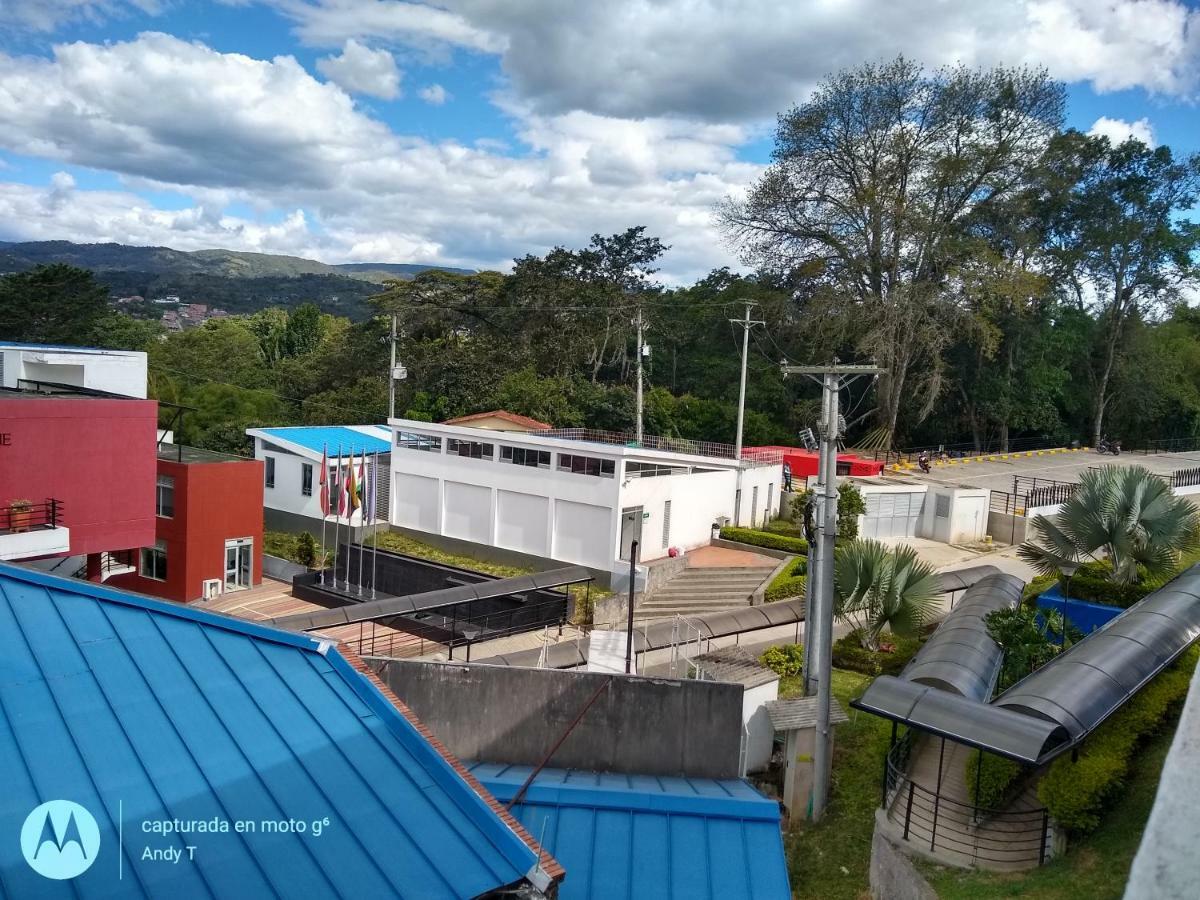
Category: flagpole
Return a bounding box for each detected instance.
[357,449,366,596]
[334,442,343,591]
[371,450,379,600]
[319,443,328,584]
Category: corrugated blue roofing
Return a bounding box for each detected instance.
[470,763,791,900]
[255,425,391,457]
[0,563,541,898]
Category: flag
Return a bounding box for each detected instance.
[319,444,329,516]
[358,453,368,519]
[348,450,360,511]
[337,447,347,517]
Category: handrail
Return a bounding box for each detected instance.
[0,498,63,533]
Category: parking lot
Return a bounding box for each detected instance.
[901,447,1200,494]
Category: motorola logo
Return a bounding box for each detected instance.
[20,800,101,880]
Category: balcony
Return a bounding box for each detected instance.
[0,498,70,561]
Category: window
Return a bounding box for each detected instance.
[625,461,685,478]
[501,446,551,468]
[396,430,442,452]
[140,540,168,581]
[557,453,615,477]
[264,456,275,489]
[662,500,672,548]
[447,438,494,460]
[155,474,175,518]
[301,463,313,497]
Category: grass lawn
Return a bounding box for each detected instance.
[780,668,891,900]
[919,714,1178,900]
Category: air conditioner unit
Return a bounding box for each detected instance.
[202,579,223,601]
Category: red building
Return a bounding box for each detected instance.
[748,445,886,481]
[0,394,158,565]
[109,446,264,603]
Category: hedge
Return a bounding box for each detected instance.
[720,526,808,554]
[764,519,806,538]
[1037,646,1197,831]
[830,632,921,677]
[1062,560,1166,609]
[964,752,1022,810]
[764,556,808,602]
[760,643,805,678]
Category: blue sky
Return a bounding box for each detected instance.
[0,0,1196,282]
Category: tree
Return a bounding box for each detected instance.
[985,606,1074,691]
[1046,133,1200,445]
[720,58,1064,446]
[1019,464,1200,584]
[833,539,940,650]
[284,302,325,356]
[0,264,109,345]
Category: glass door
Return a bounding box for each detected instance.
[224,538,253,591]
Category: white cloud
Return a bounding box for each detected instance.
[0,34,757,282]
[1088,115,1157,146]
[0,0,160,31]
[316,39,402,99]
[270,0,1200,121]
[418,83,448,105]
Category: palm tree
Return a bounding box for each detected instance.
[834,539,941,650]
[1018,464,1199,585]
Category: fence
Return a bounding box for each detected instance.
[1012,476,1076,509]
[1172,467,1200,489]
[0,498,63,533]
[539,427,783,467]
[882,737,1052,869]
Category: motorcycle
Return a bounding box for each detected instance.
[1096,438,1122,456]
[917,453,932,474]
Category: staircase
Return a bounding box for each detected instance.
[633,564,778,622]
[884,736,1052,872]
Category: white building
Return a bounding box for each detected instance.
[246,425,392,532]
[0,342,148,398]
[383,418,781,579]
[854,477,989,544]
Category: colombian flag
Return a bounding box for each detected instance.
[348,452,361,511]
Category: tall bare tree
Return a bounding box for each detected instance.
[720,58,1063,445]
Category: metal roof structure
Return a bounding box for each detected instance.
[765,696,850,732]
[469,762,791,900]
[251,425,392,458]
[271,566,592,631]
[900,573,1023,701]
[0,563,554,898]
[936,565,1005,594]
[853,565,1200,765]
[693,646,780,688]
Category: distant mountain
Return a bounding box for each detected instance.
[0,240,474,283]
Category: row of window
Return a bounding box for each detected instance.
[394,432,617,478]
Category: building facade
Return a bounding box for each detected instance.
[108,447,265,602]
[383,418,781,577]
[0,342,148,398]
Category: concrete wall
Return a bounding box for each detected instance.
[1,346,147,398]
[920,485,989,544]
[870,824,939,900]
[987,510,1028,545]
[372,658,744,778]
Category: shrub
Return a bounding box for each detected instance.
[1062,560,1166,608]
[788,482,865,541]
[1038,647,1197,831]
[720,526,807,554]
[830,631,921,677]
[764,518,805,538]
[295,532,318,567]
[765,575,806,602]
[964,752,1022,809]
[760,643,805,678]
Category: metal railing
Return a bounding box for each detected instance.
[864,436,1062,467]
[883,740,1052,868]
[1173,467,1200,489]
[1013,476,1076,510]
[0,498,63,534]
[540,428,783,467]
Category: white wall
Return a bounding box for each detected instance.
[2,347,148,398]
[394,472,439,532]
[258,442,323,518]
[618,468,738,561]
[443,481,492,543]
[743,680,780,774]
[554,500,613,569]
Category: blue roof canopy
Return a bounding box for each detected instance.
[470,763,791,900]
[255,425,392,457]
[0,564,544,898]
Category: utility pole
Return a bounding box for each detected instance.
[635,307,645,445]
[780,361,885,822]
[387,313,406,420]
[731,301,765,526]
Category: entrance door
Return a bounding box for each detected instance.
[619,507,643,561]
[224,538,253,591]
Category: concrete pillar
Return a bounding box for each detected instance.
[86,552,103,582]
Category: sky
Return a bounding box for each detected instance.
[0,0,1196,283]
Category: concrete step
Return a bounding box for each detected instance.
[665,575,770,586]
[634,602,750,617]
[671,569,776,580]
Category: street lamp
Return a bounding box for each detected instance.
[1058,560,1080,647]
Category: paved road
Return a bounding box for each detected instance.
[904,448,1200,494]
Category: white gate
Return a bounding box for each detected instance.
[862,491,923,538]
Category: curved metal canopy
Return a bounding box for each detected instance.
[900,572,1023,701]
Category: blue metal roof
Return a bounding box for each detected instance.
[470,763,791,900]
[0,563,542,898]
[256,425,392,457]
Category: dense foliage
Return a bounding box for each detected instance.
[765,556,808,602]
[830,632,921,677]
[720,526,808,554]
[985,606,1075,691]
[1059,560,1169,608]
[964,753,1023,811]
[760,643,806,678]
